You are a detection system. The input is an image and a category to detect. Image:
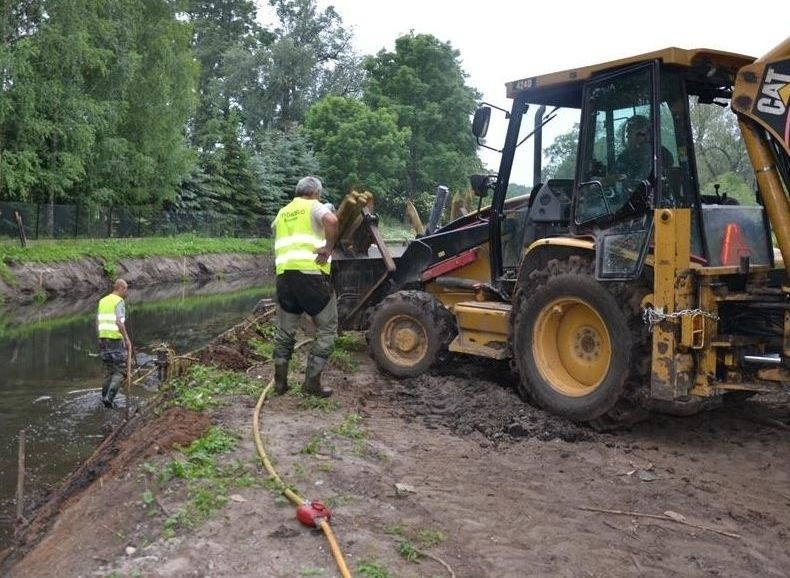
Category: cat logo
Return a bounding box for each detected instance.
[757,66,790,116]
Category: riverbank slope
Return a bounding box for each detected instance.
[0,253,274,305]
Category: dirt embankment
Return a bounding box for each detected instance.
[2,311,789,578]
[0,253,274,305]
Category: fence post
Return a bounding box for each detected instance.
[107,206,113,238]
[74,203,80,238]
[14,211,27,247]
[35,203,40,240]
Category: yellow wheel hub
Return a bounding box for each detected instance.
[381,314,428,367]
[533,297,611,397]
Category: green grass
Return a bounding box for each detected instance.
[0,235,272,283]
[144,426,257,538]
[356,561,391,578]
[332,412,365,440]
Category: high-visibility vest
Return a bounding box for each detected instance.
[97,293,124,339]
[273,197,330,275]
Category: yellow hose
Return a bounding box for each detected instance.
[251,342,352,578]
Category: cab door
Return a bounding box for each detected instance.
[574,62,660,280]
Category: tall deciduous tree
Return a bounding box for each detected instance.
[1,0,196,211]
[84,0,198,206]
[304,95,409,208]
[363,33,482,198]
[255,0,363,130]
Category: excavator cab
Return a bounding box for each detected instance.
[573,60,775,280]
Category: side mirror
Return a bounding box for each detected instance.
[472,107,491,139]
[470,174,496,198]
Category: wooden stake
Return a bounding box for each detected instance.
[125,349,132,419]
[16,429,26,521]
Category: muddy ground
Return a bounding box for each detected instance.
[2,312,789,578]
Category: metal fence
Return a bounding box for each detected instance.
[0,202,269,240]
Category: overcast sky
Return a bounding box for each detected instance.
[270,1,790,185]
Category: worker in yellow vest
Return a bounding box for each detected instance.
[96,278,132,408]
[271,176,339,397]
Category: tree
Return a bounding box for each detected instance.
[690,98,754,203]
[363,33,482,200]
[186,0,264,215]
[256,0,363,130]
[254,125,319,220]
[83,0,197,206]
[543,125,579,181]
[304,96,409,208]
[1,0,196,212]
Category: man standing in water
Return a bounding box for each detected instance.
[271,176,338,398]
[96,278,132,408]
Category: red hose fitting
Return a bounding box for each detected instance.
[296,500,332,527]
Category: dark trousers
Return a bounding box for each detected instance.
[274,271,338,361]
[99,338,127,403]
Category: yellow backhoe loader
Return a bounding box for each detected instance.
[331,37,790,423]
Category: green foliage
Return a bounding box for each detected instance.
[699,171,755,205]
[363,33,482,206]
[32,288,47,304]
[356,561,391,578]
[102,260,117,279]
[0,236,271,268]
[253,126,320,220]
[690,98,754,196]
[167,365,260,411]
[385,522,447,558]
[249,337,275,361]
[297,394,339,412]
[543,125,579,181]
[506,182,531,198]
[334,332,365,352]
[329,348,356,372]
[397,541,422,563]
[299,433,326,456]
[250,0,362,130]
[304,96,409,206]
[150,426,255,537]
[0,0,197,208]
[332,412,365,440]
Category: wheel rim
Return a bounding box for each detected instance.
[532,297,611,397]
[380,314,429,368]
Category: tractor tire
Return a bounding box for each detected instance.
[367,290,457,378]
[512,256,650,422]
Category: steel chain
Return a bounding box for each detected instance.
[641,306,720,332]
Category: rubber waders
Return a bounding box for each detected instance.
[302,355,332,397]
[274,358,290,395]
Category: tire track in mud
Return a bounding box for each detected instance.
[376,355,597,443]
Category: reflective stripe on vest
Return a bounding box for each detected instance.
[97,293,123,339]
[273,197,330,275]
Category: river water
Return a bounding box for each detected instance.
[0,276,273,549]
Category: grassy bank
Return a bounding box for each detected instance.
[0,236,273,282]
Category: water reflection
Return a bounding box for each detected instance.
[0,276,274,548]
